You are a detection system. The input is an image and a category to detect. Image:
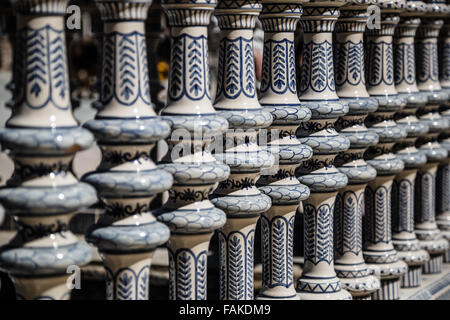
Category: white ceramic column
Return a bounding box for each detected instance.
[437,9,450,263]
[81,0,173,300]
[0,0,97,300]
[415,0,450,274]
[333,1,381,300]
[156,0,230,300]
[256,0,313,300]
[392,1,430,288]
[212,0,274,300]
[295,0,352,300]
[364,0,409,300]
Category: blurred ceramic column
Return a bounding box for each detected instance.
[437,7,450,263]
[392,1,430,288]
[0,0,97,300]
[256,0,313,300]
[211,0,274,300]
[415,0,449,274]
[333,0,381,300]
[295,0,352,300]
[155,0,230,300]
[364,0,408,300]
[82,0,173,300]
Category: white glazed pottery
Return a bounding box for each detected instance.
[295,0,352,300]
[256,0,313,301]
[0,0,97,300]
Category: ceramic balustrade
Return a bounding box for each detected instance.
[392,0,430,288]
[295,0,352,300]
[155,0,230,300]
[364,0,409,300]
[0,0,97,300]
[415,0,450,275]
[333,0,381,300]
[256,0,313,300]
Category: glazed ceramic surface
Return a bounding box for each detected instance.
[333,0,381,300]
[0,0,96,300]
[415,0,450,275]
[391,0,430,289]
[256,0,313,300]
[363,0,409,300]
[295,0,352,300]
[81,0,173,300]
[437,5,450,263]
[155,0,230,300]
[211,0,275,300]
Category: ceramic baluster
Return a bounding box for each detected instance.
[364,0,409,300]
[391,1,431,288]
[437,9,450,263]
[211,0,274,300]
[415,0,450,274]
[0,0,97,300]
[295,1,352,300]
[155,0,230,300]
[80,0,174,300]
[333,1,381,300]
[255,0,313,300]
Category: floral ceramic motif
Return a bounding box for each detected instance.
[155,0,230,300]
[391,1,430,288]
[0,0,97,300]
[211,0,275,301]
[81,0,173,301]
[256,0,313,301]
[333,1,381,300]
[363,0,409,300]
[295,0,352,301]
[415,0,450,275]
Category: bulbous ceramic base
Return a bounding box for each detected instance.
[256,288,300,300]
[12,274,73,300]
[296,279,352,300]
[338,274,380,299]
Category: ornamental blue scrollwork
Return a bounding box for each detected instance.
[17,24,70,110]
[343,192,363,256]
[105,265,150,300]
[299,40,335,94]
[416,171,435,223]
[215,36,256,100]
[335,40,365,87]
[168,33,211,102]
[101,30,151,107]
[442,42,450,82]
[394,43,415,85]
[260,38,296,95]
[304,203,334,265]
[365,184,392,244]
[218,229,255,300]
[366,40,394,87]
[417,42,439,82]
[260,215,295,289]
[168,248,209,300]
[392,178,414,233]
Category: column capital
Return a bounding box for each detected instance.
[96,0,153,21]
[12,0,69,16]
[162,0,217,26]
